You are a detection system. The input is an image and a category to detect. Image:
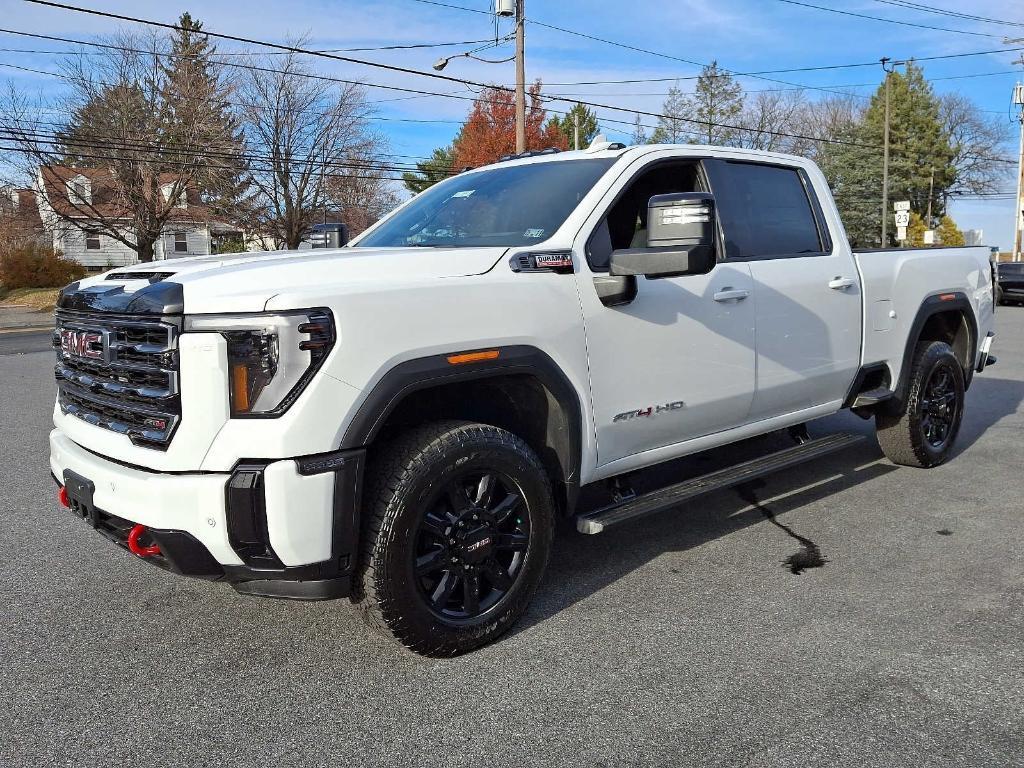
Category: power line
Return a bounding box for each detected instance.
[0,129,432,182]
[20,0,504,93]
[0,31,492,115]
[0,60,460,153]
[0,17,887,152]
[405,0,493,16]
[12,0,886,106]
[4,21,1020,112]
[1,126,426,172]
[211,37,506,55]
[9,2,1017,162]
[405,0,1022,92]
[0,143,418,184]
[528,45,1024,86]
[774,0,1000,38]
[869,1,1024,29]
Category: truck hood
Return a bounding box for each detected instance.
[91,246,508,314]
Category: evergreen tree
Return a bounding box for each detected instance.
[402,146,455,194]
[159,12,247,211]
[819,62,956,247]
[629,113,647,146]
[817,123,881,248]
[687,61,744,146]
[650,85,689,143]
[861,63,954,222]
[33,15,243,261]
[546,103,599,150]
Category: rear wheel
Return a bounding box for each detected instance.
[355,420,554,656]
[876,340,965,468]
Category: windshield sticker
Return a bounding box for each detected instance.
[524,228,545,238]
[451,189,475,198]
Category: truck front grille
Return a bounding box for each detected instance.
[54,310,181,449]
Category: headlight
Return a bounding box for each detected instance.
[185,309,335,417]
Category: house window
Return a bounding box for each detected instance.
[162,183,187,209]
[174,231,188,253]
[85,230,101,250]
[68,178,90,205]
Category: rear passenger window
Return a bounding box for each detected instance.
[705,160,824,259]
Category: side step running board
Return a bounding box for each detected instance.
[575,432,866,534]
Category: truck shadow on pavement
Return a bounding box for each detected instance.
[518,374,1024,632]
[951,375,1024,455]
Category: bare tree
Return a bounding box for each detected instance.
[738,89,807,152]
[793,93,861,162]
[939,92,1011,196]
[0,17,242,262]
[325,159,400,237]
[238,45,386,249]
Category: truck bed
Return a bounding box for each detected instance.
[853,246,994,389]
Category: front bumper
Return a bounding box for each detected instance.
[49,429,363,600]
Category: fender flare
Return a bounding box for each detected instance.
[895,291,977,400]
[339,345,584,512]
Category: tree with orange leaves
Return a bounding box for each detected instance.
[451,80,567,169]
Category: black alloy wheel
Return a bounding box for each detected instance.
[918,362,961,450]
[356,420,555,656]
[876,340,965,468]
[413,470,530,621]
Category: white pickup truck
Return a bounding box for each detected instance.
[49,142,996,655]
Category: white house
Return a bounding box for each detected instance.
[32,166,241,272]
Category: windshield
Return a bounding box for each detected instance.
[356,157,616,248]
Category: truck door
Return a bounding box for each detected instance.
[575,158,756,470]
[703,159,861,420]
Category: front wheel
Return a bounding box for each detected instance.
[876,340,965,468]
[355,420,555,656]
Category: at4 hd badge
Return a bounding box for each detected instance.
[613,401,686,423]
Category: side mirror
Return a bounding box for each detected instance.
[610,192,717,279]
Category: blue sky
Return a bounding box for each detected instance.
[3,0,1022,248]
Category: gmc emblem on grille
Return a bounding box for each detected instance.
[59,328,109,363]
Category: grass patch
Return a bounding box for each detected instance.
[0,287,60,311]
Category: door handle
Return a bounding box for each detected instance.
[713,288,750,302]
[828,277,856,291]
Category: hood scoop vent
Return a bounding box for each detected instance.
[106,271,175,283]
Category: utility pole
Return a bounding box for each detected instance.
[926,166,934,240]
[514,0,526,153]
[1014,76,1024,263]
[880,58,907,247]
[881,58,892,246]
[573,110,580,150]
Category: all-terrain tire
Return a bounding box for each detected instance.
[353,420,555,656]
[876,340,965,468]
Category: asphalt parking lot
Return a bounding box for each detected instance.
[2,312,1022,768]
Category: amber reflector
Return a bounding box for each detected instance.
[447,349,500,365]
[231,363,250,412]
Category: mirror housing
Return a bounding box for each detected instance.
[610,192,717,279]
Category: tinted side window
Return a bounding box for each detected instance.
[705,160,823,259]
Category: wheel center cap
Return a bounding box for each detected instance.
[459,526,495,563]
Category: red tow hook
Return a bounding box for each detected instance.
[57,486,70,509]
[127,524,161,558]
